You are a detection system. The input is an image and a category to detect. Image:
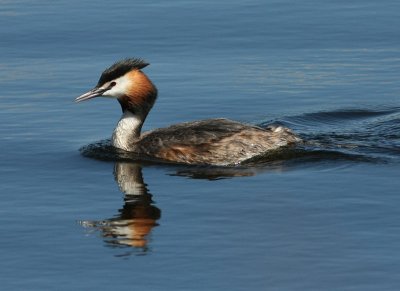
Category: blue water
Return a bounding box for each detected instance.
[1,1,400,290]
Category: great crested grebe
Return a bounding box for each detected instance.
[75,58,300,165]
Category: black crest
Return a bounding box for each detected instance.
[97,58,149,87]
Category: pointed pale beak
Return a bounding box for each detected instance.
[75,87,107,103]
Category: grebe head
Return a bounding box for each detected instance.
[75,58,157,115]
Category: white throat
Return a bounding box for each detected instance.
[112,111,143,151]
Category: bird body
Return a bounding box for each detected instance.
[76,58,300,166]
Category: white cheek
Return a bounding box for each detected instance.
[103,75,130,98]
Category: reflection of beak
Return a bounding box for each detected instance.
[75,87,107,103]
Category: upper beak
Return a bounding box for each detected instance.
[75,87,107,103]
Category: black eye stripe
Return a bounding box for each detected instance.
[104,82,116,91]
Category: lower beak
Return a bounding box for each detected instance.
[75,87,107,103]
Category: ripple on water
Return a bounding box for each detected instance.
[79,105,396,179]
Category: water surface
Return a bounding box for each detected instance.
[1,1,400,290]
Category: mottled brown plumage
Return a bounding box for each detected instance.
[135,119,299,165]
[76,58,301,166]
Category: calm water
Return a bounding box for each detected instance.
[1,0,400,290]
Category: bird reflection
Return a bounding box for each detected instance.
[79,162,160,251]
[78,140,364,254]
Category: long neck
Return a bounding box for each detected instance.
[112,110,144,150]
[112,70,157,151]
